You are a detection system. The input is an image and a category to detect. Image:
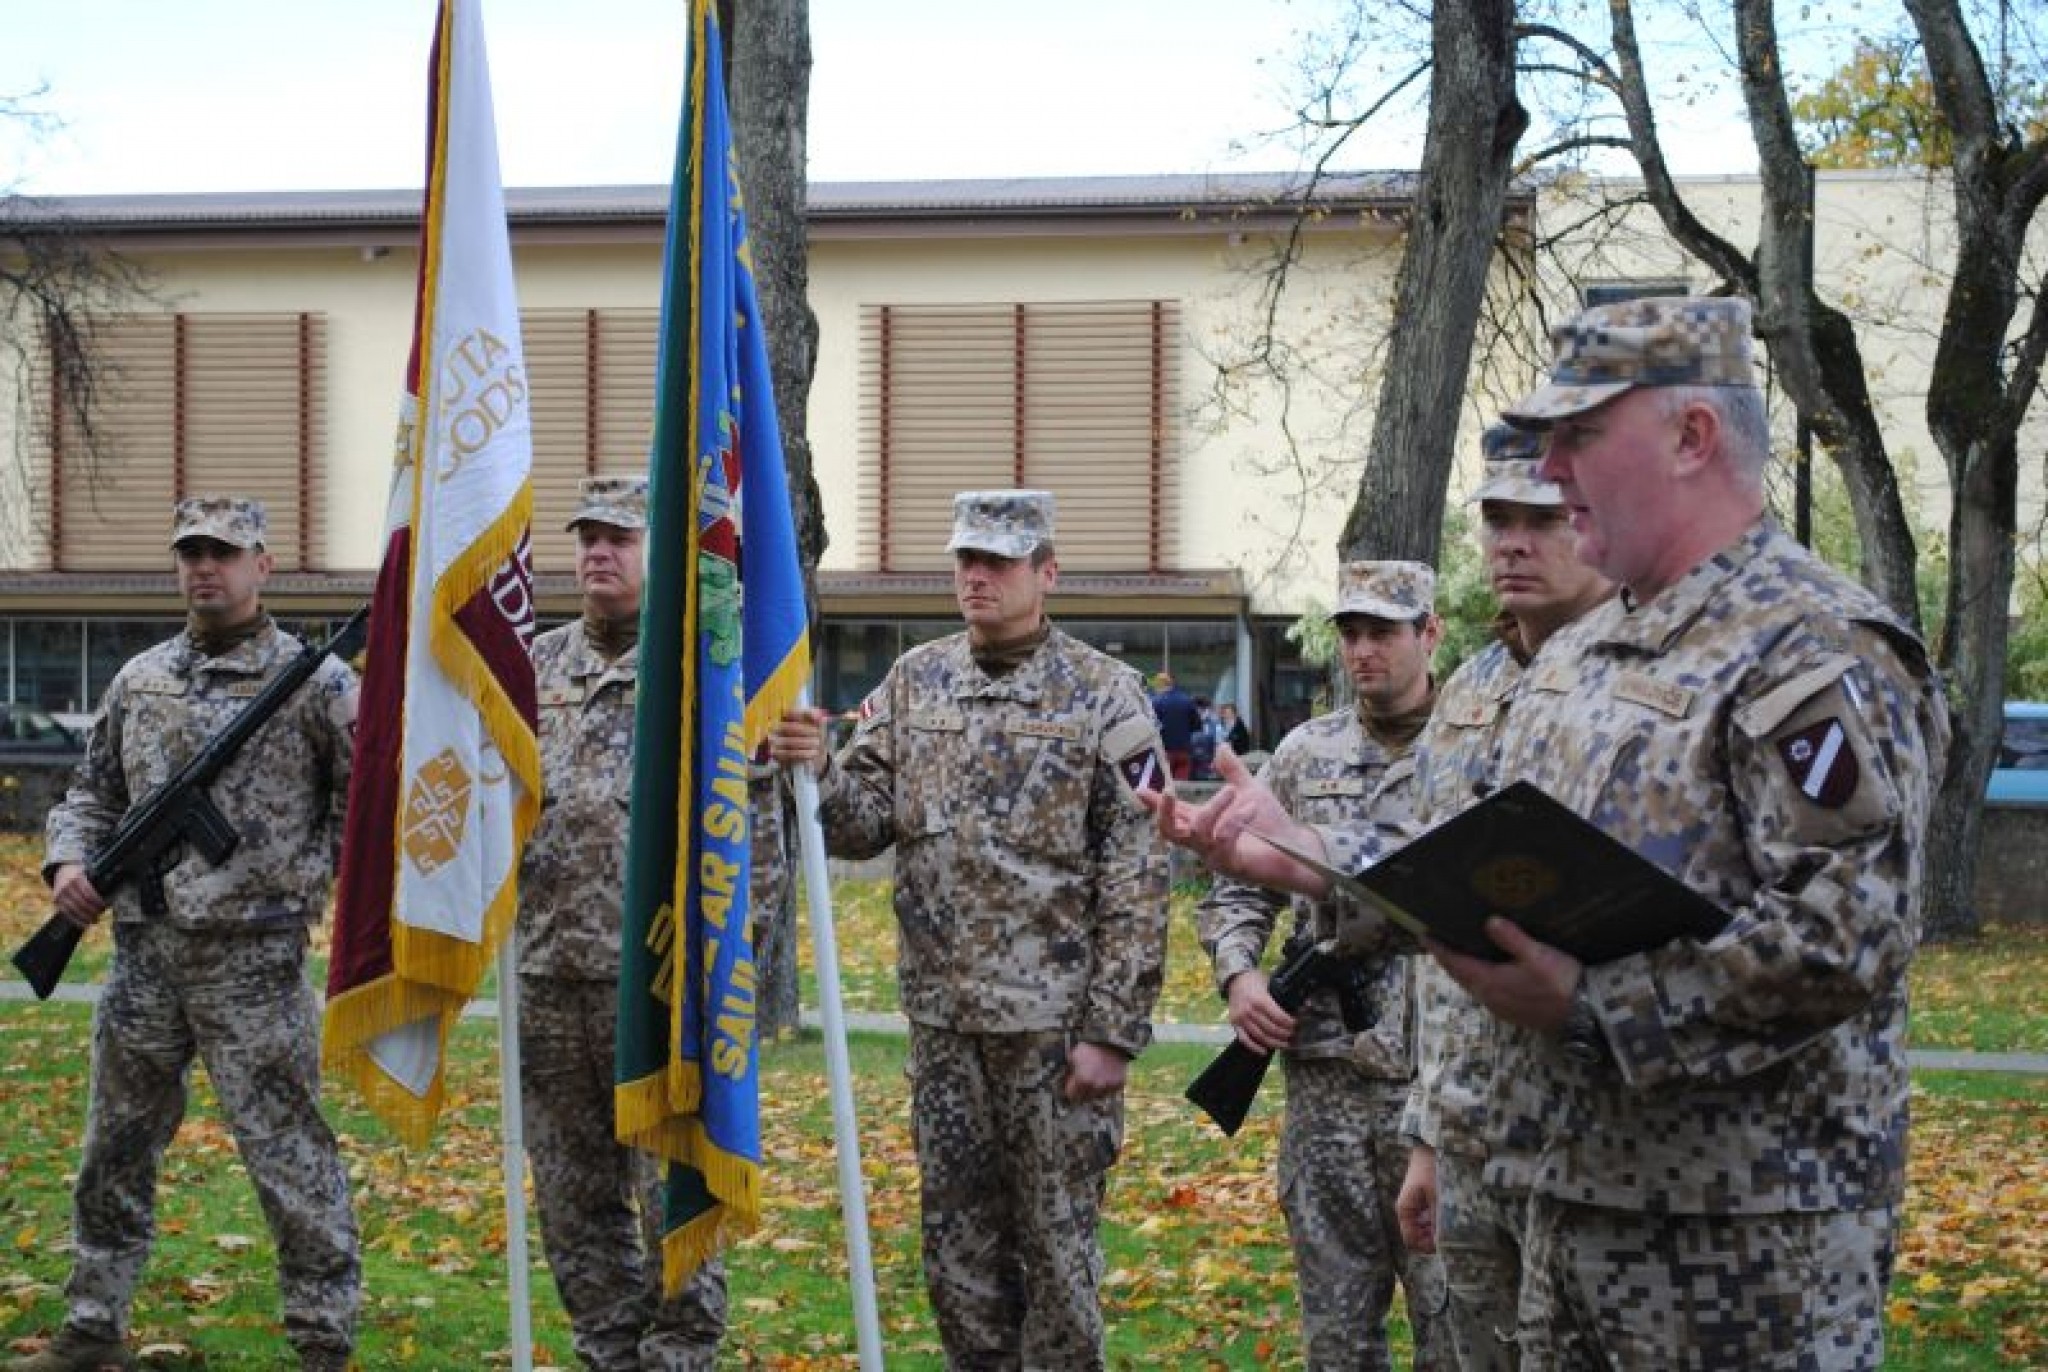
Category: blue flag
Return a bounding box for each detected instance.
[616,0,811,1290]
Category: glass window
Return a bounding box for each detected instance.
[2000,711,2048,769]
[14,620,84,714]
[815,621,901,715]
[900,621,954,645]
[87,620,177,705]
[1065,621,1165,681]
[1582,280,1690,308]
[1166,621,1236,710]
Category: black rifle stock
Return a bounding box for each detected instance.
[1185,936,1378,1136]
[9,607,369,1000]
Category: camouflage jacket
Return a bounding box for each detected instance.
[1396,635,1531,1164]
[815,626,1170,1055]
[1471,522,1948,1215]
[44,618,357,931]
[1196,705,1422,1076]
[517,621,637,980]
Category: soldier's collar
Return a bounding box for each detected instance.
[184,611,274,664]
[1601,521,1773,655]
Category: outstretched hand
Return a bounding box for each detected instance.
[1140,745,1331,897]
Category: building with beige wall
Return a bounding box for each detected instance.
[1,174,1452,743]
[1,168,2039,741]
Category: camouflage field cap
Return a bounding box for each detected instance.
[1470,422,1563,506]
[170,495,268,550]
[1331,559,1435,622]
[946,489,1054,560]
[565,475,649,531]
[1503,295,1757,426]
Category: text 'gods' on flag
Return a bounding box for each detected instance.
[322,0,540,1148]
[615,0,812,1292]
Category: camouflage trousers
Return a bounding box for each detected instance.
[1517,1196,1896,1371]
[908,1023,1121,1371]
[1433,1150,1524,1372]
[519,976,727,1372]
[1277,1058,1450,1372]
[67,923,358,1363]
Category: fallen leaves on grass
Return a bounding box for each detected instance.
[1891,1080,2048,1365]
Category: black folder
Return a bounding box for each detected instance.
[1259,780,1732,964]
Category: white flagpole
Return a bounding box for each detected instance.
[495,942,534,1372]
[789,693,884,1371]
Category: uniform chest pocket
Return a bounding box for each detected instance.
[537,692,579,797]
[899,709,969,840]
[1000,717,1094,855]
[1526,671,1692,838]
[121,677,203,791]
[1296,774,1368,825]
[1421,711,1499,816]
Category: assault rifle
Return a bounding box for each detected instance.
[9,607,369,1000]
[1184,936,1380,1136]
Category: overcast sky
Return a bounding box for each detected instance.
[0,0,1773,198]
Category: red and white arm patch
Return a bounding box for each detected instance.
[1775,717,1860,809]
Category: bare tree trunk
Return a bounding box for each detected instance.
[1604,0,1923,622]
[1728,0,1921,624]
[1339,0,1525,562]
[1603,0,2047,938]
[726,0,822,1033]
[1903,0,2048,940]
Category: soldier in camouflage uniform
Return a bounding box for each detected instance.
[1452,296,1952,1370]
[23,497,359,1372]
[1391,427,1614,1372]
[1165,299,1949,1371]
[771,490,1170,1370]
[517,477,726,1371]
[746,744,801,1033]
[1197,560,1449,1372]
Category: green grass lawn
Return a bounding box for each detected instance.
[2,839,2044,1368]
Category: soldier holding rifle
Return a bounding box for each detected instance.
[1195,560,1449,1372]
[15,497,360,1372]
[1154,299,1949,1369]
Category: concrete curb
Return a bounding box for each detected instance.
[6,979,2043,1073]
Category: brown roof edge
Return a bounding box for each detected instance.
[6,172,1536,239]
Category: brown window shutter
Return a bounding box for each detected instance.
[43,313,328,573]
[50,316,179,571]
[859,300,1180,574]
[523,309,596,578]
[180,313,326,571]
[522,308,657,580]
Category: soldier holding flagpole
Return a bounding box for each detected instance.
[519,477,727,1371]
[771,489,1171,1368]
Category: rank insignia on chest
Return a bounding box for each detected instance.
[1300,777,1366,799]
[1776,717,1859,807]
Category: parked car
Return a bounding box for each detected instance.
[1988,700,2048,807]
[0,702,84,757]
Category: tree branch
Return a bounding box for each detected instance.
[1905,0,2000,157]
[1605,0,1756,293]
[1514,132,1633,173]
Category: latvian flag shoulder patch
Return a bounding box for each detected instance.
[1775,717,1859,808]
